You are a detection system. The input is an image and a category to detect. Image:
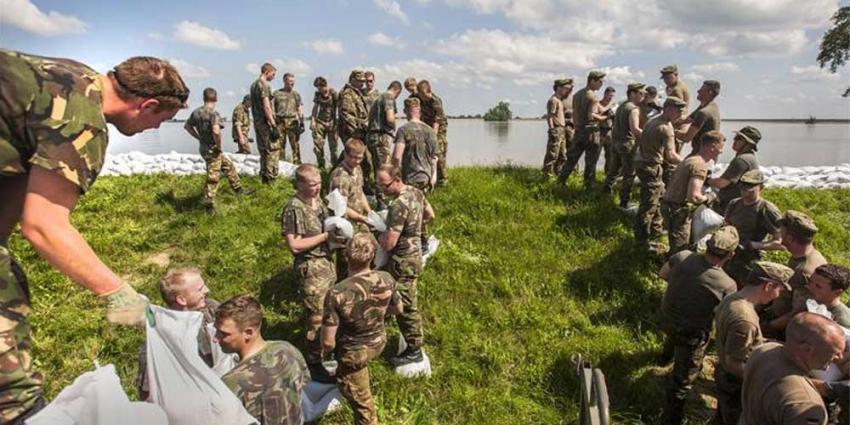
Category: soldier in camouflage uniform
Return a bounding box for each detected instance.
[403,77,418,98]
[216,295,310,425]
[282,164,338,381]
[543,79,572,177]
[231,95,252,154]
[414,80,449,186]
[659,226,738,425]
[393,97,438,192]
[557,70,608,189]
[0,50,187,423]
[602,83,645,207]
[337,71,369,159]
[376,165,435,366]
[311,77,339,169]
[273,73,303,165]
[184,88,250,208]
[633,97,685,252]
[366,81,402,207]
[250,63,279,183]
[322,233,403,425]
[137,267,221,400]
[330,139,373,280]
[362,72,381,116]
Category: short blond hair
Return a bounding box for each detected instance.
[345,138,366,156]
[377,164,402,181]
[160,267,201,307]
[345,233,378,269]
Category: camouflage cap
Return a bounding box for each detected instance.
[645,85,658,95]
[404,97,421,109]
[703,80,721,93]
[778,210,819,238]
[663,96,687,110]
[242,94,251,103]
[734,125,761,147]
[627,82,647,92]
[749,261,794,290]
[588,70,606,79]
[660,64,678,75]
[349,70,366,81]
[739,169,766,186]
[554,78,573,87]
[706,225,739,253]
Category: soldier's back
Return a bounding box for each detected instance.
[326,271,398,351]
[397,121,436,185]
[636,116,668,165]
[387,186,425,258]
[663,250,737,333]
[715,293,761,372]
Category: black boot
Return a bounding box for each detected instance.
[308,363,336,384]
[389,346,424,367]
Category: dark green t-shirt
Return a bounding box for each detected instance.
[395,121,437,186]
[662,250,737,334]
[717,152,759,207]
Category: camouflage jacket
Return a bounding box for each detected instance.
[231,103,251,141]
[250,77,273,126]
[313,90,337,125]
[222,341,310,425]
[367,91,397,134]
[337,84,368,134]
[0,49,108,193]
[282,195,331,263]
[186,106,224,157]
[323,270,400,353]
[386,185,425,260]
[329,163,369,217]
[363,89,381,115]
[416,93,447,128]
[272,89,301,120]
[395,121,436,186]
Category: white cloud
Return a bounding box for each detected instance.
[304,39,344,55]
[173,20,240,50]
[789,65,841,81]
[245,58,312,76]
[681,72,705,83]
[147,32,164,41]
[0,0,88,36]
[691,62,740,74]
[689,30,808,57]
[368,32,406,49]
[168,59,210,78]
[597,66,646,86]
[373,0,409,24]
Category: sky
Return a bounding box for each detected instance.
[1,0,849,120]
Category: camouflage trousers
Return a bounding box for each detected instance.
[255,123,281,182]
[232,126,251,154]
[542,126,566,176]
[634,164,665,245]
[295,258,336,364]
[386,256,423,349]
[336,343,384,425]
[0,246,44,423]
[600,130,614,176]
[558,127,601,187]
[408,180,432,247]
[663,329,709,425]
[713,367,743,425]
[364,132,393,203]
[202,153,241,202]
[436,127,448,184]
[661,201,692,256]
[311,120,338,169]
[276,118,301,165]
[602,140,637,208]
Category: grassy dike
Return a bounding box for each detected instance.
[9,166,850,424]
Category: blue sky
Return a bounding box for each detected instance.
[2,0,849,119]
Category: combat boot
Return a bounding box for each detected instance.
[389,346,424,367]
[308,363,336,384]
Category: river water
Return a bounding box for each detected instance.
[107,119,850,167]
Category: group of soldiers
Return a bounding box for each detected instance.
[546,66,850,424]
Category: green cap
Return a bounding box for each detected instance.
[739,169,766,186]
[703,80,721,93]
[707,225,739,253]
[663,96,687,110]
[734,126,761,148]
[242,94,251,104]
[588,70,606,79]
[749,261,794,290]
[404,97,421,109]
[349,70,366,81]
[660,64,678,75]
[554,78,573,87]
[627,82,646,92]
[778,211,819,238]
[646,85,658,95]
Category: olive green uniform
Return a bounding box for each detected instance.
[603,100,639,207]
[723,198,782,285]
[662,155,709,254]
[771,249,827,326]
[222,341,310,425]
[558,87,602,187]
[186,106,242,203]
[661,250,736,424]
[282,196,336,365]
[714,293,763,424]
[415,93,448,185]
[543,94,567,176]
[0,49,112,422]
[250,77,279,181]
[312,89,339,168]
[633,116,674,246]
[385,186,426,349]
[715,152,758,212]
[231,102,252,154]
[323,271,400,425]
[741,342,827,425]
[395,121,437,191]
[365,91,398,196]
[329,163,370,279]
[337,84,368,148]
[562,94,576,160]
[663,80,690,184]
[687,101,721,155]
[272,88,302,164]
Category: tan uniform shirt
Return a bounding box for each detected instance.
[741,342,827,425]
[663,155,708,204]
[666,80,690,114]
[572,87,597,129]
[562,94,574,126]
[662,250,737,334]
[547,95,565,128]
[636,116,674,165]
[715,293,763,378]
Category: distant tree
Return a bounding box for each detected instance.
[483,101,512,121]
[817,6,850,97]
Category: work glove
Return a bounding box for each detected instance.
[100,282,148,327]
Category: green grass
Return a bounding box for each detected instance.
[8,166,850,424]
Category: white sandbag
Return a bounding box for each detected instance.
[26,364,168,425]
[374,247,389,269]
[394,338,432,378]
[366,210,387,232]
[691,205,725,243]
[422,236,441,264]
[205,323,239,377]
[301,382,344,422]
[146,306,257,425]
[326,189,348,217]
[324,216,354,240]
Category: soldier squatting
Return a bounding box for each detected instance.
[1,45,848,425]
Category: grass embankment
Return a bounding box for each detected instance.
[9,166,850,424]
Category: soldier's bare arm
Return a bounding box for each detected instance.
[212,115,222,150]
[686,177,707,204]
[629,108,643,138]
[392,141,405,167]
[380,230,400,252]
[423,199,435,224]
[678,123,699,144]
[662,126,683,165]
[386,108,396,132]
[659,261,673,281]
[20,167,123,295]
[263,97,275,127]
[430,157,438,189]
[233,110,247,146]
[590,99,607,122]
[285,232,330,254]
[184,121,200,141]
[320,324,337,353]
[310,103,318,130]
